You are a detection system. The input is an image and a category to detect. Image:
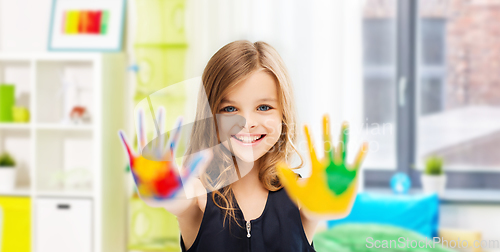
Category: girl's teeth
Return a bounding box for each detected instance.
[234,135,262,143]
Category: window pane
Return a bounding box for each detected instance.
[417,0,500,171]
[361,0,397,169]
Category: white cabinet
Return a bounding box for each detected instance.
[0,53,129,252]
[35,198,92,252]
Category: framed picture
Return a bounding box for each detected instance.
[48,0,126,52]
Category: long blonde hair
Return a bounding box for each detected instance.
[185,40,303,228]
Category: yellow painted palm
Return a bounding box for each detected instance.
[277,114,369,217]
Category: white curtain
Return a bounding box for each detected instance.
[185,0,365,175]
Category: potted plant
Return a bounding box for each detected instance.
[0,152,16,191]
[421,155,446,195]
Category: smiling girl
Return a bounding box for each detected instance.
[176,40,315,252]
[120,40,363,252]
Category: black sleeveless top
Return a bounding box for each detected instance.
[180,187,316,252]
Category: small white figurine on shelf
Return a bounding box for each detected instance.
[58,71,92,125]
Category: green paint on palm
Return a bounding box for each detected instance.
[324,122,357,195]
[325,161,357,195]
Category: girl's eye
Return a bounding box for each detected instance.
[221,106,237,113]
[257,105,272,111]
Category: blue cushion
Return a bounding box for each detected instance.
[327,192,439,238]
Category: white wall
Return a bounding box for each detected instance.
[0,0,52,52]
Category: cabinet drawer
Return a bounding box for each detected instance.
[35,198,92,252]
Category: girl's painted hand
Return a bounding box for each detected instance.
[118,108,210,200]
[276,114,368,217]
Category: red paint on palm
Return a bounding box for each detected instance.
[153,166,181,198]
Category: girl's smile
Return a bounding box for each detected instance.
[231,133,267,146]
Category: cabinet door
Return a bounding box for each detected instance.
[35,198,92,252]
[0,197,31,252]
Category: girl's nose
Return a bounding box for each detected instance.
[241,113,258,129]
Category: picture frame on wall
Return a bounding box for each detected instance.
[48,0,126,52]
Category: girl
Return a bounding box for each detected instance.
[120,40,365,252]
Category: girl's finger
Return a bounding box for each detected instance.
[276,162,302,197]
[181,150,212,181]
[118,130,136,167]
[164,116,183,161]
[156,106,166,158]
[352,142,369,170]
[170,117,183,150]
[304,125,321,173]
[335,121,349,164]
[136,109,147,154]
[322,114,334,161]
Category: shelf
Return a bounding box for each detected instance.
[35,130,94,192]
[0,123,31,130]
[36,123,93,131]
[36,190,93,199]
[0,60,32,113]
[35,60,94,124]
[0,187,31,197]
[0,123,94,131]
[0,129,32,190]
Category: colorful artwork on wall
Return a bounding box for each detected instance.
[61,10,110,35]
[48,0,125,51]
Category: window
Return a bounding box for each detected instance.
[417,1,500,173]
[419,19,446,115]
[361,2,397,170]
[363,0,500,189]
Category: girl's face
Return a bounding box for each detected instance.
[217,69,282,163]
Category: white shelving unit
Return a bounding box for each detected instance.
[0,52,128,252]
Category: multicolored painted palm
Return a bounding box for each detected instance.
[277,114,368,216]
[118,109,208,200]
